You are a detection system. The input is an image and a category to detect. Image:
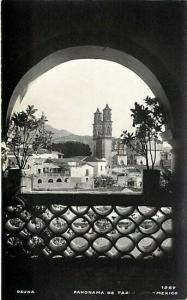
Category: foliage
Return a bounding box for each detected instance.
[7,105,53,169]
[94,176,115,188]
[121,97,167,169]
[1,142,9,173]
[51,141,91,158]
[160,167,173,193]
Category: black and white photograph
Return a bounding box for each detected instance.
[1,1,187,300]
[6,56,174,194]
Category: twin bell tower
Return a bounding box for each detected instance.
[93,104,112,163]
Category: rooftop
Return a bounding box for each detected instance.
[83,156,106,163]
[45,158,68,168]
[125,168,141,173]
[62,156,88,163]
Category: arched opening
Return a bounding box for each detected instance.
[56,178,62,183]
[6,46,175,194]
[48,179,53,183]
[6,46,173,140]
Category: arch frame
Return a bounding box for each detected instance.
[6,45,173,140]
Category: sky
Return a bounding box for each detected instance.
[13,59,154,138]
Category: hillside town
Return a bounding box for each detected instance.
[4,104,173,193]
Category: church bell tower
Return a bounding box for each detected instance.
[102,104,112,162]
[93,104,112,163]
[93,108,103,159]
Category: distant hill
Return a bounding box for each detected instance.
[46,124,119,150]
[46,124,93,149]
[45,124,73,138]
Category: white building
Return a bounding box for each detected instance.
[62,156,88,167]
[34,159,67,175]
[112,139,127,166]
[70,163,94,180]
[32,149,64,159]
[83,157,108,176]
[7,148,64,173]
[112,154,127,166]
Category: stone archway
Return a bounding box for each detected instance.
[6,45,173,141]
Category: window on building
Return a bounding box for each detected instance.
[85,169,89,176]
[38,169,41,174]
[100,165,103,171]
[48,179,53,183]
[86,178,88,182]
[56,178,62,182]
[38,179,42,184]
[128,180,134,187]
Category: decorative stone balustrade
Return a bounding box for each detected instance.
[5,201,173,259]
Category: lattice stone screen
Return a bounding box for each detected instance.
[5,204,173,259]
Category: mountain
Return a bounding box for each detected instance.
[45,124,73,138]
[46,124,93,149]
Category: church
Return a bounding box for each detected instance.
[93,104,112,164]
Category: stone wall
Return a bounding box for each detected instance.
[32,175,94,191]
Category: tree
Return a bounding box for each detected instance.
[7,105,53,170]
[1,142,9,173]
[121,97,167,170]
[51,141,91,158]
